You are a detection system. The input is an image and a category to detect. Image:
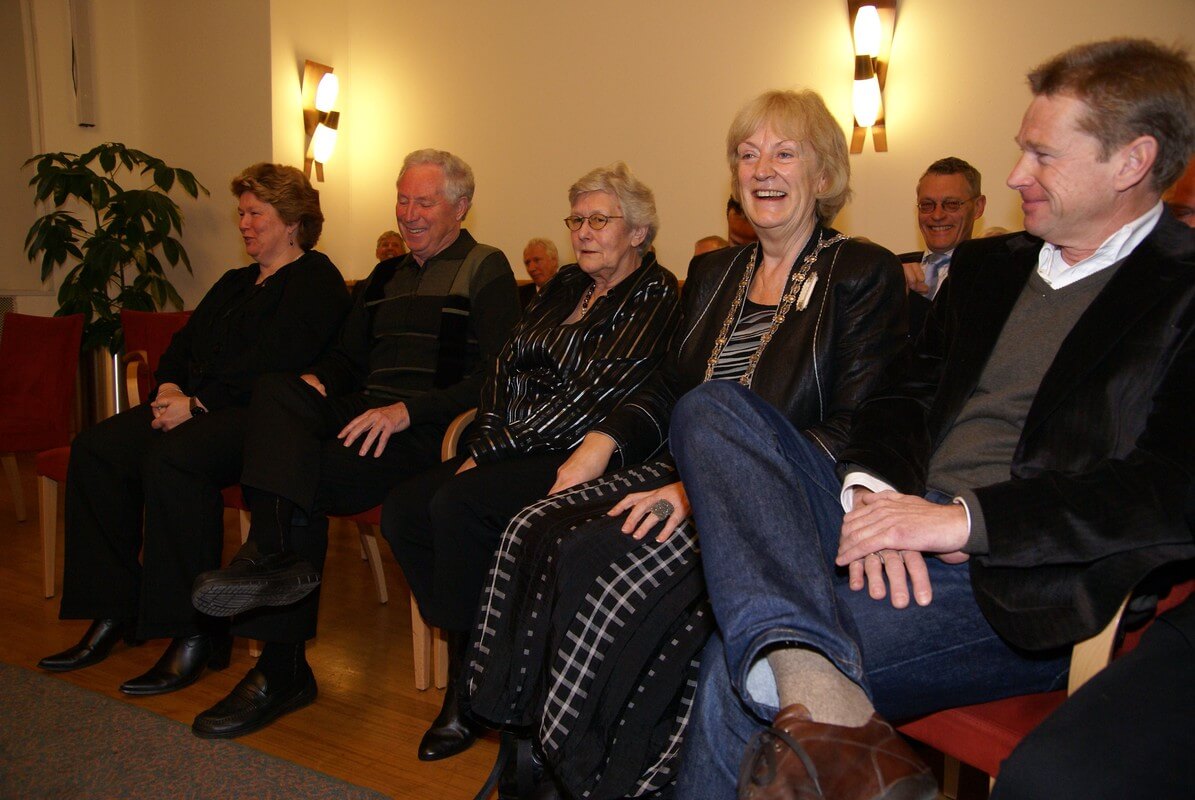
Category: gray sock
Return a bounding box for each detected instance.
[767,646,875,728]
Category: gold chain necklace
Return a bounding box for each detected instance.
[703,232,847,386]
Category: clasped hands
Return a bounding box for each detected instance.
[150,384,197,431]
[837,488,970,609]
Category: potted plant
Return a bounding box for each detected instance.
[24,142,209,353]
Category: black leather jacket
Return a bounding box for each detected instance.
[594,226,907,466]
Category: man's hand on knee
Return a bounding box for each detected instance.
[338,402,411,457]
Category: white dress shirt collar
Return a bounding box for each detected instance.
[1037,202,1163,289]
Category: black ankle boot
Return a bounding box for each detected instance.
[38,618,139,672]
[119,633,233,696]
[418,630,481,761]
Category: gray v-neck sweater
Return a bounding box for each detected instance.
[927,266,1121,554]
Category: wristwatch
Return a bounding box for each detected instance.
[189,396,207,416]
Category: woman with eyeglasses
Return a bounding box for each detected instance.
[380,161,679,763]
[464,89,908,800]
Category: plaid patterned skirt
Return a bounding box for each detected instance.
[465,458,714,799]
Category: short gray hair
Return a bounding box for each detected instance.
[568,162,659,254]
[398,149,476,208]
[377,229,403,246]
[524,237,558,262]
[920,157,983,198]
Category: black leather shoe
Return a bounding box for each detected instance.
[38,618,139,672]
[191,541,320,617]
[419,630,481,761]
[419,695,480,761]
[191,667,317,739]
[119,633,233,696]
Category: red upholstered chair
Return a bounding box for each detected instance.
[898,576,1195,797]
[34,310,191,598]
[0,313,84,524]
[119,309,193,406]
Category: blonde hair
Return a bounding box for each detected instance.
[725,90,851,225]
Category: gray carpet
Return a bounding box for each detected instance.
[0,662,389,799]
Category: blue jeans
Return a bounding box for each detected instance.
[670,382,1068,798]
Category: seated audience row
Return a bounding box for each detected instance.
[36,34,1195,800]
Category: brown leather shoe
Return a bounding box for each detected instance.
[738,704,937,800]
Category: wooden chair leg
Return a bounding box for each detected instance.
[412,596,432,691]
[3,453,26,523]
[355,523,389,604]
[38,475,58,598]
[941,755,961,799]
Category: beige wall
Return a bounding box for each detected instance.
[0,1,38,297]
[8,0,1194,311]
[265,0,1194,282]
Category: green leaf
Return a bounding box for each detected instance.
[153,165,174,192]
[162,279,184,310]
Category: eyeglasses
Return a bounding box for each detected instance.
[917,198,976,214]
[564,213,624,231]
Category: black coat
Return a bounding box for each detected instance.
[840,214,1195,650]
[596,227,907,466]
[154,250,349,411]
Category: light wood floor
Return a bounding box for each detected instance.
[0,453,498,799]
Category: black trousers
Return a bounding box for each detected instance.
[382,451,568,631]
[231,373,444,643]
[60,403,248,640]
[992,593,1195,800]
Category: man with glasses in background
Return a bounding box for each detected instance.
[899,157,986,333]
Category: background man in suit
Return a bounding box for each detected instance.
[519,237,559,306]
[671,38,1195,800]
[902,157,986,299]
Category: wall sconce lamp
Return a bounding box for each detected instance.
[302,60,340,181]
[848,0,895,154]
